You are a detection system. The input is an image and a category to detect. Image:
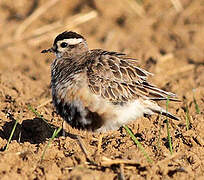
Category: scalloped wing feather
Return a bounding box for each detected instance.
[86,50,177,104]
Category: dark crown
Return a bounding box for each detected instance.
[54,31,85,45]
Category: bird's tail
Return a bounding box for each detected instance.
[143,100,180,121]
[150,108,179,120]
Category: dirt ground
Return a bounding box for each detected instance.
[0,0,204,179]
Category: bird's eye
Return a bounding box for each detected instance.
[60,42,68,48]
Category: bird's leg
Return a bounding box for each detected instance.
[97,133,103,155]
[62,120,66,136]
[76,135,93,163]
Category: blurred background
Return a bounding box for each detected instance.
[0,0,203,179]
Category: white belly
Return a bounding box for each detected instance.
[96,99,153,132]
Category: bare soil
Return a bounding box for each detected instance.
[0,0,204,179]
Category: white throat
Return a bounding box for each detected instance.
[55,52,63,58]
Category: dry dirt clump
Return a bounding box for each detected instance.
[0,0,204,179]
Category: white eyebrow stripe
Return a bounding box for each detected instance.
[64,38,83,45]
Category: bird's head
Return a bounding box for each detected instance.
[41,31,88,58]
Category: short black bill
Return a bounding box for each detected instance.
[41,47,54,53]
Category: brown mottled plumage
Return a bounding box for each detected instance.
[41,31,179,132]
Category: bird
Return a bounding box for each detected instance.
[41,31,179,133]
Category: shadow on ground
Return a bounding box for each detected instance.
[0,118,55,145]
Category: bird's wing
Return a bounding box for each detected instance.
[86,50,177,104]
